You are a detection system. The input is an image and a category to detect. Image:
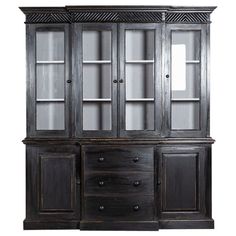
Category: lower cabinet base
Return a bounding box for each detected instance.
[24,219,214,230]
[23,220,80,230]
[159,219,214,229]
[80,221,159,230]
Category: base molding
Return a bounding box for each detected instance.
[159,219,214,229]
[80,221,159,230]
[23,220,80,230]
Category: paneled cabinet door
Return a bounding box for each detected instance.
[26,24,70,137]
[164,24,208,137]
[119,24,162,137]
[157,146,212,221]
[25,146,80,221]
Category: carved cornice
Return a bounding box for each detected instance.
[20,5,216,24]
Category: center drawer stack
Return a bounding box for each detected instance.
[81,146,155,224]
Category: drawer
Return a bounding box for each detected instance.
[84,172,154,195]
[83,146,154,172]
[83,196,154,221]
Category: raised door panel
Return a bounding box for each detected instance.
[39,154,75,211]
[157,146,211,220]
[162,153,198,211]
[25,145,80,221]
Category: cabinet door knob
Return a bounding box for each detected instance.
[98,157,104,162]
[133,205,140,211]
[99,205,104,211]
[98,181,105,187]
[165,74,169,78]
[133,157,139,162]
[67,80,72,83]
[157,180,161,185]
[119,79,124,83]
[113,80,118,83]
[133,181,141,187]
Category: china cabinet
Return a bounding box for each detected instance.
[20,5,216,230]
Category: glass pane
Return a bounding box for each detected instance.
[171,102,199,130]
[126,30,154,60]
[126,64,154,99]
[126,102,154,130]
[171,31,200,61]
[37,103,65,130]
[83,31,111,61]
[172,64,200,99]
[83,103,111,130]
[37,64,64,99]
[36,31,64,61]
[83,64,111,99]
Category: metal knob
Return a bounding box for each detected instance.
[133,205,140,211]
[98,181,105,187]
[119,79,124,83]
[113,80,118,83]
[133,157,139,163]
[165,74,169,78]
[98,157,104,162]
[133,181,140,187]
[99,205,104,211]
[67,80,72,83]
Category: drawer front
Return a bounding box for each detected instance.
[83,146,154,172]
[83,196,154,221]
[84,172,154,195]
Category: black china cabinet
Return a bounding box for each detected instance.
[20,5,216,230]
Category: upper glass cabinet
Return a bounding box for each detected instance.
[166,24,207,137]
[27,23,208,138]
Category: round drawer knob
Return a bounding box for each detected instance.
[133,157,139,163]
[133,181,140,187]
[133,205,140,211]
[98,157,104,162]
[99,205,105,211]
[98,181,105,187]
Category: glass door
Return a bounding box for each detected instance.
[119,24,162,137]
[165,24,207,137]
[27,24,70,137]
[74,23,117,137]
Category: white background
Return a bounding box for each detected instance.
[0,0,235,235]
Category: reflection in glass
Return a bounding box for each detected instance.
[37,103,65,130]
[126,30,154,60]
[171,45,186,91]
[83,103,111,130]
[83,64,111,99]
[171,102,199,130]
[36,64,64,99]
[126,102,154,130]
[171,31,200,61]
[126,64,154,99]
[82,31,111,61]
[36,31,64,61]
